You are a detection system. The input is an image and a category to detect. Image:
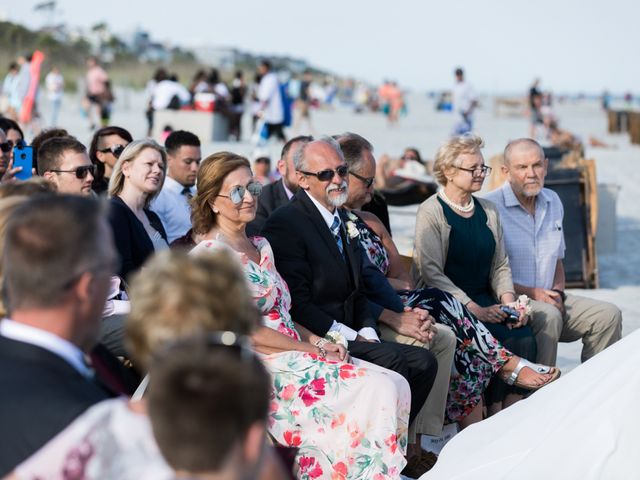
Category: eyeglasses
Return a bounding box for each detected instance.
[49,164,97,179]
[456,165,492,176]
[349,170,375,188]
[298,165,349,182]
[0,142,11,153]
[98,144,126,158]
[217,182,263,205]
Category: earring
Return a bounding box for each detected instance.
[213,208,219,214]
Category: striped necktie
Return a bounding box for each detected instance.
[330,216,344,257]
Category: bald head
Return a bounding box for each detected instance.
[503,138,544,167]
[502,138,547,201]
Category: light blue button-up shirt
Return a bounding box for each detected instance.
[151,176,194,243]
[484,182,565,290]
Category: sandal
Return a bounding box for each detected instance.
[502,357,561,391]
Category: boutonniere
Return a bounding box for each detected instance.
[325,330,348,348]
[345,221,360,239]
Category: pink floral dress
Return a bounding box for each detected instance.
[192,237,411,480]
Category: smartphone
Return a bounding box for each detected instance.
[12,144,33,181]
[500,306,520,324]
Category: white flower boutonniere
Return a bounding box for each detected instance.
[345,221,360,239]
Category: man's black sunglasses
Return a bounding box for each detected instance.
[49,164,97,179]
[349,170,375,188]
[98,144,126,158]
[298,165,349,182]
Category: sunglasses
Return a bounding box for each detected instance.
[98,144,126,158]
[349,170,375,188]
[49,164,97,179]
[298,165,349,182]
[0,141,13,153]
[217,182,263,205]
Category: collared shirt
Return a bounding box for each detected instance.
[151,176,194,244]
[0,319,93,378]
[303,191,379,342]
[283,181,294,200]
[484,183,565,290]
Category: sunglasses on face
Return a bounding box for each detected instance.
[217,182,263,205]
[0,141,13,153]
[98,144,126,158]
[298,165,349,182]
[349,170,375,188]
[49,164,97,179]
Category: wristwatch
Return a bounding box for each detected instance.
[551,289,567,301]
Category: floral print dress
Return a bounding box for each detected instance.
[191,237,411,480]
[346,211,512,423]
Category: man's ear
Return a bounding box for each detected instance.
[242,422,266,465]
[72,271,94,305]
[277,158,286,176]
[543,157,549,177]
[296,172,309,190]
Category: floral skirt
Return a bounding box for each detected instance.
[262,351,411,480]
[399,288,512,423]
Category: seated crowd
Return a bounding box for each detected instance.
[0,119,623,480]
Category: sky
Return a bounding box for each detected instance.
[1,0,638,94]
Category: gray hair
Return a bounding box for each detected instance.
[503,138,545,166]
[293,136,344,172]
[334,132,373,172]
[433,133,484,185]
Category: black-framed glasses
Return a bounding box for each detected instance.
[456,165,492,176]
[49,164,96,179]
[98,144,126,158]
[349,170,375,188]
[217,182,263,205]
[0,142,11,153]
[298,164,348,182]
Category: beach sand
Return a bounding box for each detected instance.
[39,88,640,375]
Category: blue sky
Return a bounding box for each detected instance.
[2,0,638,94]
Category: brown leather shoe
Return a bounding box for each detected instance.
[401,449,438,478]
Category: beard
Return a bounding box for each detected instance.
[326,181,348,207]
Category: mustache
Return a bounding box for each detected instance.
[326,181,347,193]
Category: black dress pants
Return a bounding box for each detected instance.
[348,340,437,424]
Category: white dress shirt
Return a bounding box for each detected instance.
[0,319,93,378]
[151,176,194,243]
[304,191,379,342]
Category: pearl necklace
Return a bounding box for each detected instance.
[438,190,475,213]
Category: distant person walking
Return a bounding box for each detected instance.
[452,67,477,135]
[84,57,112,130]
[45,66,64,127]
[528,78,543,138]
[257,60,286,143]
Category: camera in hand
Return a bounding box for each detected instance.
[500,306,520,324]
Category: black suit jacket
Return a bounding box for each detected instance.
[247,179,290,237]
[109,196,168,280]
[0,336,112,475]
[261,189,376,336]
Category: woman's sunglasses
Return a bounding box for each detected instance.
[217,182,263,205]
[49,164,97,179]
[298,165,349,182]
[98,144,126,158]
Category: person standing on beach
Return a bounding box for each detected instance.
[451,67,477,135]
[45,66,64,127]
[257,60,286,143]
[84,57,111,131]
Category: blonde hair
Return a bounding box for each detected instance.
[0,196,33,316]
[125,249,259,370]
[433,134,484,185]
[108,139,167,207]
[191,152,251,235]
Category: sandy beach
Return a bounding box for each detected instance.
[36,88,640,375]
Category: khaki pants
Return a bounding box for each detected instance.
[528,294,622,365]
[379,323,455,438]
